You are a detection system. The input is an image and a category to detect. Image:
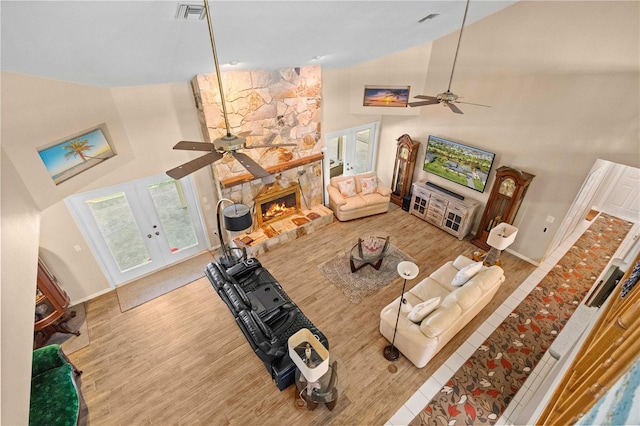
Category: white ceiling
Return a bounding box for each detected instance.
[0,1,516,88]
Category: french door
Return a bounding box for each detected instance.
[324,122,380,201]
[66,174,209,287]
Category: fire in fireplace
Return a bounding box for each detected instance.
[255,183,301,228]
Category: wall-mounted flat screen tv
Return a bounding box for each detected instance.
[423,135,496,193]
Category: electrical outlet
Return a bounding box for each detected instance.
[73,245,82,252]
[546,215,555,223]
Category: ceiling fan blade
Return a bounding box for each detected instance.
[409,100,440,107]
[166,151,223,180]
[232,152,271,179]
[247,143,297,148]
[447,102,464,114]
[173,141,216,152]
[455,101,491,108]
[413,95,439,101]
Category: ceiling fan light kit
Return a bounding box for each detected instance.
[409,0,490,114]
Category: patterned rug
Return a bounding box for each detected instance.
[318,244,416,304]
[410,213,633,425]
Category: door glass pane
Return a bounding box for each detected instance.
[328,136,345,177]
[86,193,151,272]
[354,129,371,174]
[148,180,198,253]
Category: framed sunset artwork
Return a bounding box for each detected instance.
[363,85,410,107]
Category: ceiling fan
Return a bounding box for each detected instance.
[166,0,295,180]
[409,0,490,114]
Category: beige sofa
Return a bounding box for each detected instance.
[379,255,505,368]
[327,171,391,221]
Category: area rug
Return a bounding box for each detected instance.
[117,251,215,312]
[410,213,633,425]
[44,302,90,354]
[318,245,416,304]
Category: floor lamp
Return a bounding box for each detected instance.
[384,261,419,363]
[216,198,252,269]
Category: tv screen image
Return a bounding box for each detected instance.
[423,135,496,193]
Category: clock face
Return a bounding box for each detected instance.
[499,177,516,197]
[399,145,409,160]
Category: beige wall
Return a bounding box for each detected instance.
[328,0,639,262]
[1,149,41,425]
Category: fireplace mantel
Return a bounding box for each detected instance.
[220,153,324,188]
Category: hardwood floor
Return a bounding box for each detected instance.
[69,205,536,425]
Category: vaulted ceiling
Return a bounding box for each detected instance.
[0,1,516,87]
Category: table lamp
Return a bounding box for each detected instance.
[485,222,518,266]
[288,328,329,396]
[383,261,419,362]
[216,198,252,268]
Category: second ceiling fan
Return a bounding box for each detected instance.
[409,0,490,114]
[166,0,295,181]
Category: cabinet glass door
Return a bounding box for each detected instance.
[445,211,464,232]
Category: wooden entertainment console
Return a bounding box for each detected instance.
[409,181,480,240]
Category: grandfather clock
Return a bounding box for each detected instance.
[390,134,420,206]
[472,166,535,251]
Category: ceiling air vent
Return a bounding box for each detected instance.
[175,4,206,20]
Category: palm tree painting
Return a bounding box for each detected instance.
[63,137,94,162]
[37,124,116,184]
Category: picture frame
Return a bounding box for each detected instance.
[363,85,410,107]
[37,123,116,185]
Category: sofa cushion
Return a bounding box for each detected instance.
[360,176,378,195]
[471,266,505,292]
[407,296,440,323]
[338,195,367,211]
[409,277,452,303]
[337,178,357,197]
[354,171,377,192]
[443,283,483,311]
[420,302,463,338]
[360,192,389,206]
[452,261,483,286]
[452,255,475,270]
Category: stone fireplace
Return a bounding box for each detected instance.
[190,65,333,255]
[255,183,301,228]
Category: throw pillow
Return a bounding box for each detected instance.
[337,178,356,198]
[451,261,483,286]
[360,176,378,195]
[407,296,441,323]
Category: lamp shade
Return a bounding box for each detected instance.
[397,261,419,280]
[487,222,518,250]
[222,203,252,231]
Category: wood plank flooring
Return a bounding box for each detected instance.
[69,204,536,425]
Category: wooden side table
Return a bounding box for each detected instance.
[34,259,80,348]
[472,251,502,267]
